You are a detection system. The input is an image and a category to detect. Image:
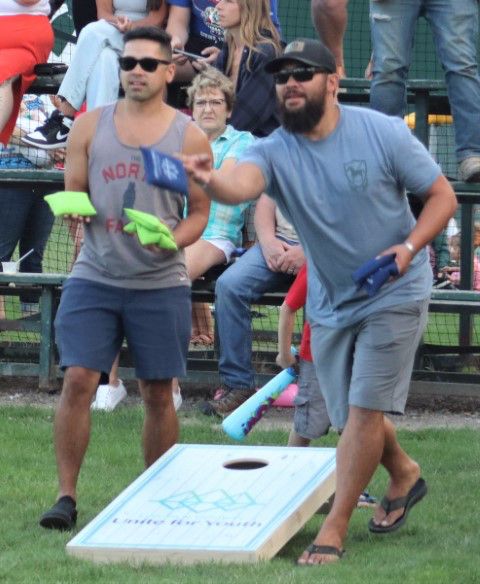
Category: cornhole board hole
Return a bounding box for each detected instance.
[67,443,336,565]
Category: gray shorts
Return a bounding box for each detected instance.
[293,359,331,439]
[310,299,429,429]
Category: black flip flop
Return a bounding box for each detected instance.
[39,496,77,531]
[297,543,345,565]
[368,477,428,534]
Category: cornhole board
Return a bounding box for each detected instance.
[67,443,336,565]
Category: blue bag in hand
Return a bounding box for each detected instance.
[140,147,189,195]
[352,253,399,297]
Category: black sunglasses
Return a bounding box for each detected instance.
[118,56,171,73]
[273,67,327,85]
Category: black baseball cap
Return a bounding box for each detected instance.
[265,38,336,74]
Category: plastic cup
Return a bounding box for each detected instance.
[1,262,18,274]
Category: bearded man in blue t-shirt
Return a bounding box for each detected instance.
[181,38,457,566]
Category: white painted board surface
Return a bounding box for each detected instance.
[67,444,336,564]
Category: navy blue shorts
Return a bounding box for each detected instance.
[55,278,192,380]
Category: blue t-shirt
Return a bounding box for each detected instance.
[241,105,441,327]
[167,0,279,45]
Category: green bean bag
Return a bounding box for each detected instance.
[44,191,97,217]
[123,208,178,251]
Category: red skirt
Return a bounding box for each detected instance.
[0,14,54,145]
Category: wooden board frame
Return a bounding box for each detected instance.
[67,444,336,565]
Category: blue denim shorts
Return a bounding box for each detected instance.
[55,278,192,380]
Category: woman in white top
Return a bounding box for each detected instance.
[0,0,53,145]
[22,0,167,149]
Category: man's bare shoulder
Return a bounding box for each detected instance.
[182,120,211,155]
[69,107,105,144]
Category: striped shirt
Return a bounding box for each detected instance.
[202,125,255,246]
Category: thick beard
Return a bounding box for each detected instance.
[279,98,325,134]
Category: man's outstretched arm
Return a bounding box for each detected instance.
[180,153,266,205]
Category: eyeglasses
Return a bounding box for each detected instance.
[118,56,171,72]
[273,67,327,85]
[193,98,226,109]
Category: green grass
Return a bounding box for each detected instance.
[1,405,479,583]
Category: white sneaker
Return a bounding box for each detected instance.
[91,380,127,411]
[173,387,182,411]
[458,156,480,182]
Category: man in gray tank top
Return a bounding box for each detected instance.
[40,27,211,531]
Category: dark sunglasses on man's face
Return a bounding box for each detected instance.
[273,66,327,85]
[118,56,171,73]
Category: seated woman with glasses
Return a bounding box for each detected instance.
[213,0,282,137]
[22,0,167,150]
[185,66,255,344]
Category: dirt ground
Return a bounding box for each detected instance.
[1,377,479,430]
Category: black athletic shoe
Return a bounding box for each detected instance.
[39,495,77,530]
[22,110,73,150]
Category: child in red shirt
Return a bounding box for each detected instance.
[276,264,330,446]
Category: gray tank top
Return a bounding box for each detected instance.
[71,104,191,289]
